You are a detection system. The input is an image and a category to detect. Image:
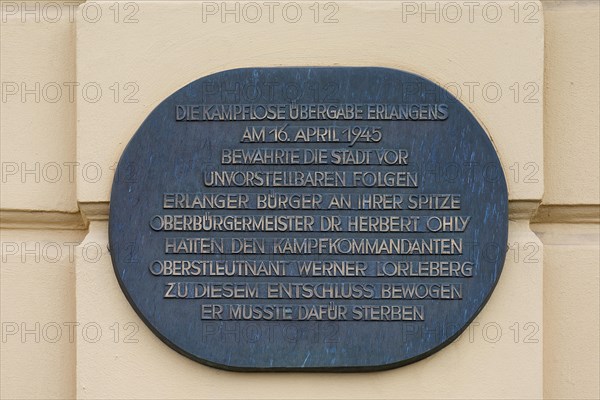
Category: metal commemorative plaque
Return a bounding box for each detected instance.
[109,67,508,371]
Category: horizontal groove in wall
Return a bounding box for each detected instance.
[532,205,600,224]
[0,209,86,230]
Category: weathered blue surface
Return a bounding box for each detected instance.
[109,67,508,371]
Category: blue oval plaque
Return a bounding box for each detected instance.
[109,67,508,371]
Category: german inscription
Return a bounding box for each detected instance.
[109,67,508,371]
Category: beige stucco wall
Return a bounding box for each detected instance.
[0,1,598,399]
[534,2,600,399]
